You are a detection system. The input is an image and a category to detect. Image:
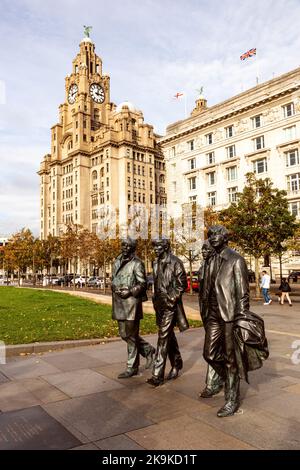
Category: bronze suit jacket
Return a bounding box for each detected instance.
[111,254,147,321]
[212,247,250,322]
[153,252,189,332]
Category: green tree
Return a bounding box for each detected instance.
[220,173,298,297]
[4,228,35,285]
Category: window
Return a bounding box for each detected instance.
[188,176,197,190]
[171,146,176,157]
[228,186,238,203]
[290,202,299,216]
[206,133,213,145]
[284,125,296,141]
[225,126,233,138]
[287,173,300,192]
[283,102,295,118]
[226,145,236,159]
[92,170,97,180]
[208,191,216,206]
[286,149,299,167]
[207,171,216,186]
[253,157,267,174]
[252,115,262,128]
[127,162,131,172]
[207,152,215,165]
[189,195,197,203]
[188,140,194,151]
[189,158,196,170]
[253,135,265,151]
[226,166,237,181]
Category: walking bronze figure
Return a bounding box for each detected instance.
[147,238,189,387]
[112,238,155,378]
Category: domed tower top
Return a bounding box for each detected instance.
[191,86,208,116]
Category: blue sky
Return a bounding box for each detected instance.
[1,0,300,237]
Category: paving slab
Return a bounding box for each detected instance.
[127,414,255,450]
[190,406,300,450]
[20,377,69,403]
[43,392,153,441]
[107,383,211,423]
[0,381,41,412]
[71,443,99,450]
[0,406,81,450]
[42,351,107,371]
[96,434,145,450]
[42,368,124,398]
[0,358,61,380]
[93,361,153,386]
[245,389,300,423]
[0,372,9,384]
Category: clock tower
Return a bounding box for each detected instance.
[38,31,166,242]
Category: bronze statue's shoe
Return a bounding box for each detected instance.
[217,401,239,417]
[199,384,223,398]
[145,348,155,369]
[166,367,180,380]
[118,369,138,379]
[147,377,164,387]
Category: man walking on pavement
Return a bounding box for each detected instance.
[261,270,272,305]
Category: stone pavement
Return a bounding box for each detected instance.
[0,298,300,450]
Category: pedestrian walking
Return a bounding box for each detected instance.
[261,271,272,305]
[279,278,292,306]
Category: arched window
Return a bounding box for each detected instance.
[159,174,165,184]
[92,170,97,180]
[100,167,104,177]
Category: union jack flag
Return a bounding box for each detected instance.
[240,48,257,61]
[174,92,184,99]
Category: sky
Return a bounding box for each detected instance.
[1,0,300,237]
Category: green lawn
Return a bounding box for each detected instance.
[0,287,201,345]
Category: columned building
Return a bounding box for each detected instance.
[38,35,166,239]
[159,67,300,272]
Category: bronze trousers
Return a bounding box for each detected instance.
[152,308,183,380]
[118,319,153,371]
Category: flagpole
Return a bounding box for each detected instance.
[184,93,187,118]
[255,49,259,85]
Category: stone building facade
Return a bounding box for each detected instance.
[159,68,300,272]
[38,36,166,239]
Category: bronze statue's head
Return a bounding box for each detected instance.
[201,239,215,260]
[121,237,137,257]
[152,237,170,258]
[207,225,228,250]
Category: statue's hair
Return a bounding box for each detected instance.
[152,237,171,249]
[202,239,214,249]
[121,237,137,248]
[207,225,229,242]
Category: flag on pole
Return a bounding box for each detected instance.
[240,48,257,61]
[174,92,184,99]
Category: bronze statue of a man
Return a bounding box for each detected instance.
[203,225,248,417]
[198,240,223,398]
[147,238,189,386]
[112,238,155,378]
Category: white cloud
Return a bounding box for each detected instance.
[1,0,300,235]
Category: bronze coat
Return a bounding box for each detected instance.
[208,247,250,322]
[111,254,147,321]
[153,252,189,332]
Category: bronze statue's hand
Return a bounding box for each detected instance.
[118,288,131,299]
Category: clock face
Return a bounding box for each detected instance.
[90,83,105,103]
[68,84,78,104]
